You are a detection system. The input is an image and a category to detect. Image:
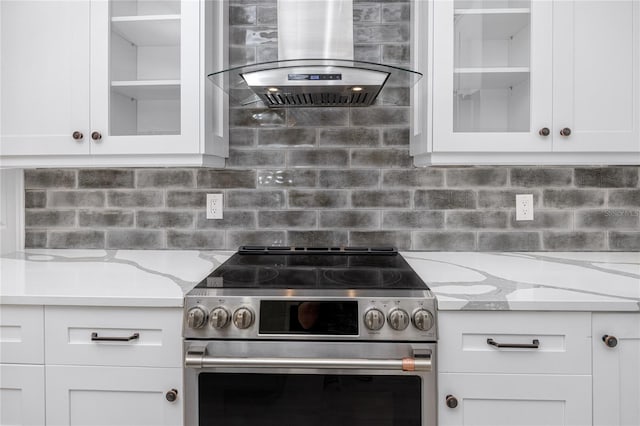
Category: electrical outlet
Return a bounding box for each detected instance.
[206,193,223,220]
[516,194,534,221]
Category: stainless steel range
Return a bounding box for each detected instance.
[183,246,437,426]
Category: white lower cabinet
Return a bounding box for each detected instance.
[592,313,640,426]
[438,373,592,426]
[0,364,45,426]
[46,366,182,426]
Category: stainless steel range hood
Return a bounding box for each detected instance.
[208,0,422,108]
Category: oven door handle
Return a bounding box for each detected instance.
[185,352,431,372]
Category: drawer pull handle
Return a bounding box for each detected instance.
[91,332,140,342]
[487,338,540,349]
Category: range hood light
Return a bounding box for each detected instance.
[268,87,280,92]
[351,86,363,92]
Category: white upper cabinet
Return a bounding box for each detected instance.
[0,0,228,168]
[414,0,640,165]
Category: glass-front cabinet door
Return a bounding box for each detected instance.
[90,0,200,155]
[433,0,552,152]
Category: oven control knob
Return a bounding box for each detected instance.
[364,308,385,331]
[388,308,410,331]
[186,306,208,329]
[412,309,434,331]
[233,307,254,329]
[209,307,231,329]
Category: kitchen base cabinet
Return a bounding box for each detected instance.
[46,366,183,426]
[438,373,592,426]
[592,313,640,426]
[0,364,45,426]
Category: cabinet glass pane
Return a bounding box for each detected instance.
[453,0,530,132]
[110,0,181,136]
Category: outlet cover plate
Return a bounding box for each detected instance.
[516,194,534,221]
[206,193,223,220]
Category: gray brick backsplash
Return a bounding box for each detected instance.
[575,167,639,188]
[413,232,475,251]
[49,231,105,249]
[258,211,317,228]
[543,231,607,251]
[48,191,105,208]
[137,169,194,188]
[289,190,349,208]
[227,190,285,209]
[288,150,349,168]
[351,149,412,168]
[479,190,540,209]
[382,169,443,187]
[289,231,348,247]
[543,189,605,208]
[167,231,225,249]
[352,190,410,208]
[382,211,443,229]
[196,211,256,229]
[350,231,411,250]
[228,231,286,248]
[79,211,134,228]
[137,211,194,229]
[478,232,541,251]
[382,128,409,146]
[25,191,46,208]
[108,190,163,208]
[258,170,317,188]
[609,189,640,207]
[318,128,380,147]
[320,211,380,229]
[446,211,508,229]
[25,170,75,188]
[106,230,163,249]
[416,190,476,210]
[447,168,508,187]
[576,210,640,229]
[510,168,573,187]
[258,128,316,147]
[609,232,640,250]
[78,169,134,188]
[319,170,379,188]
[23,2,640,252]
[197,170,256,189]
[26,211,75,228]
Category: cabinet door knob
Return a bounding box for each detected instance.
[91,131,102,141]
[560,127,572,136]
[538,127,550,136]
[165,389,178,402]
[72,131,84,140]
[445,394,458,409]
[602,334,618,348]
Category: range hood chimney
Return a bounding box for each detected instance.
[209,0,422,108]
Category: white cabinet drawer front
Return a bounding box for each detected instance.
[0,305,44,364]
[45,306,182,367]
[0,364,46,426]
[439,311,591,374]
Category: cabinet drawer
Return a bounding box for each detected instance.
[439,311,591,374]
[0,305,44,364]
[45,306,182,367]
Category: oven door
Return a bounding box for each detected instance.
[184,340,436,426]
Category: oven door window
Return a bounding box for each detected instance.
[199,373,421,426]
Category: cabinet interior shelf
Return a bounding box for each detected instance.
[112,15,180,47]
[111,80,180,100]
[454,9,529,40]
[454,68,529,90]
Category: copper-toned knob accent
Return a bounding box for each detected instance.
[538,127,550,136]
[165,389,178,402]
[560,127,572,136]
[446,395,458,409]
[602,335,618,348]
[72,131,84,140]
[91,131,102,141]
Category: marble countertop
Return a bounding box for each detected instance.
[1,249,638,311]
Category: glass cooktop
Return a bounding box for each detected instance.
[195,246,429,290]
